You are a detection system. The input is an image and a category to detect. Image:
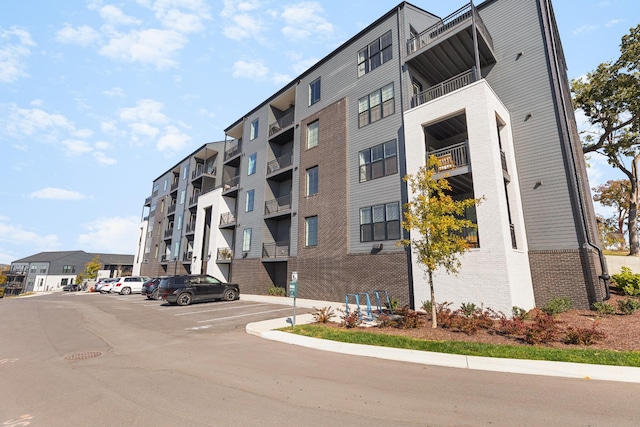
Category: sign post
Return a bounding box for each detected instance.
[289,271,298,326]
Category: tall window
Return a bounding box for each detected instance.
[248,153,257,175]
[180,190,186,204]
[307,120,319,149]
[163,178,168,191]
[250,118,259,140]
[174,241,180,258]
[306,166,318,196]
[359,202,400,242]
[358,83,394,127]
[309,77,321,105]
[305,216,318,246]
[358,30,393,77]
[177,214,182,230]
[182,165,188,179]
[243,228,252,251]
[359,140,398,182]
[245,189,254,212]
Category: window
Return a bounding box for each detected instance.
[360,202,400,242]
[62,265,76,274]
[163,178,168,191]
[359,140,398,182]
[243,228,252,251]
[305,216,318,246]
[307,121,319,149]
[150,203,156,214]
[174,241,180,258]
[182,165,188,180]
[359,83,394,127]
[250,119,259,140]
[177,214,182,230]
[306,166,318,196]
[245,189,254,212]
[180,190,186,204]
[153,183,159,195]
[248,153,257,175]
[309,77,321,105]
[358,30,393,77]
[40,266,46,273]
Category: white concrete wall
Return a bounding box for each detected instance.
[605,255,640,275]
[403,80,535,315]
[191,188,230,282]
[132,219,148,276]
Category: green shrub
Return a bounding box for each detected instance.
[541,297,573,316]
[511,306,529,320]
[611,266,640,296]
[459,302,480,318]
[387,297,399,312]
[421,300,432,314]
[592,301,616,315]
[618,298,640,315]
[267,286,286,296]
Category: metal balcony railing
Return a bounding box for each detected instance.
[186,222,196,233]
[164,228,173,238]
[429,141,469,172]
[222,175,240,191]
[217,247,233,261]
[219,212,236,226]
[262,241,290,258]
[224,141,242,161]
[189,192,200,206]
[264,194,292,215]
[183,251,193,262]
[268,111,295,136]
[170,181,179,191]
[267,152,293,175]
[168,204,176,214]
[412,68,477,107]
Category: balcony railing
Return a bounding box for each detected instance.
[189,192,200,206]
[182,251,193,262]
[406,3,492,55]
[168,204,176,214]
[164,228,174,238]
[186,222,196,233]
[217,247,233,261]
[224,140,242,161]
[219,212,236,226]
[267,152,293,175]
[452,227,479,248]
[264,194,292,215]
[262,241,290,258]
[500,150,508,173]
[161,254,169,263]
[269,111,295,136]
[222,175,240,192]
[192,165,216,180]
[170,181,179,191]
[429,141,469,172]
[412,68,477,107]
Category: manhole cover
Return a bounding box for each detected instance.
[64,351,102,361]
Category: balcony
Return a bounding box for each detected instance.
[144,196,152,206]
[266,152,293,176]
[262,241,290,259]
[411,68,477,107]
[164,228,174,239]
[170,181,179,192]
[217,247,233,262]
[264,194,291,217]
[219,212,236,227]
[182,251,193,262]
[160,255,169,263]
[224,140,242,162]
[269,111,295,136]
[222,175,240,194]
[185,222,197,234]
[429,141,470,176]
[189,192,200,206]
[168,204,176,214]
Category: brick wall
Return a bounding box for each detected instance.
[529,249,605,310]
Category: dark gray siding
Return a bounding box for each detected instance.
[479,0,579,249]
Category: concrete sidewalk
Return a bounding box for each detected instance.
[242,294,640,384]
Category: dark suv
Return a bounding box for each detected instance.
[142,277,162,300]
[158,275,240,306]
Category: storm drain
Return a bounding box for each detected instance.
[64,351,102,361]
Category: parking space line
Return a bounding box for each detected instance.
[197,307,292,323]
[173,302,270,316]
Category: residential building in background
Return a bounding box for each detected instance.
[137,0,608,313]
[5,251,133,294]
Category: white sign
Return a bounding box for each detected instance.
[291,271,298,282]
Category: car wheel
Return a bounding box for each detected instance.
[176,292,192,306]
[223,288,237,301]
[152,289,160,300]
[121,287,131,295]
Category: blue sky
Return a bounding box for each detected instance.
[0,0,637,264]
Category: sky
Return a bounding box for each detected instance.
[0,0,638,265]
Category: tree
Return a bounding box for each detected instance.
[84,255,101,280]
[593,179,631,244]
[401,155,482,328]
[572,24,640,255]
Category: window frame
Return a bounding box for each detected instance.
[359,140,398,182]
[248,153,257,175]
[305,216,318,247]
[359,202,401,242]
[306,166,318,196]
[245,189,255,212]
[250,118,259,140]
[307,120,319,149]
[358,83,394,127]
[357,30,393,77]
[309,77,321,105]
[243,228,252,252]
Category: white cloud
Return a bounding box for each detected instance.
[138,0,211,33]
[99,29,187,69]
[280,2,334,40]
[232,59,268,80]
[2,105,75,137]
[573,24,599,35]
[118,99,169,124]
[99,5,142,26]
[129,122,160,139]
[0,218,60,263]
[604,19,623,28]
[223,14,265,41]
[0,27,36,83]
[93,151,118,165]
[95,141,112,150]
[220,0,262,18]
[77,216,140,254]
[157,125,190,152]
[103,87,126,97]
[61,139,94,156]
[29,187,87,201]
[55,24,101,46]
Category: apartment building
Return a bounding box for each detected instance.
[137,0,608,313]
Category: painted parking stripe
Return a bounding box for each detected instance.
[196,307,292,323]
[173,302,270,316]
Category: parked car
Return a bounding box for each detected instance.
[111,276,149,295]
[100,280,117,294]
[62,283,80,291]
[142,277,162,300]
[94,278,116,292]
[158,274,240,306]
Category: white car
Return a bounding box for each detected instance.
[94,278,116,292]
[110,276,149,295]
[100,280,116,293]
